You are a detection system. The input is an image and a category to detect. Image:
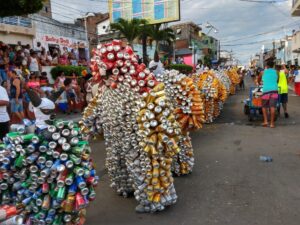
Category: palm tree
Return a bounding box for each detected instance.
[146,24,175,57]
[110,18,147,49]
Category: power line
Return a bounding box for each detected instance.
[221,20,300,43]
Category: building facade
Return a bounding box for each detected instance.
[31,14,88,59]
[0,16,36,46]
[170,22,220,66]
[76,13,109,51]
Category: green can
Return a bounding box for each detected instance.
[74,166,84,176]
[14,154,25,168]
[52,215,63,225]
[72,146,85,155]
[57,186,66,201]
[70,154,81,165]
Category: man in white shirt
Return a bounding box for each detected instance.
[26,79,72,130]
[0,83,10,141]
[149,52,164,76]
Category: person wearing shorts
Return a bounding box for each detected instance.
[9,70,24,121]
[258,60,278,128]
[277,65,289,118]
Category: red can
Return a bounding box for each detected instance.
[75,193,85,210]
[0,206,17,220]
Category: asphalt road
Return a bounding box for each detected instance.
[86,79,300,225]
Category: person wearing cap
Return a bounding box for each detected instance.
[25,78,72,130]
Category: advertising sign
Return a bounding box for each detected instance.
[109,0,180,24]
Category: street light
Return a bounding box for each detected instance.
[204,22,219,35]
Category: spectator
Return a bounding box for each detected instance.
[149,51,164,76]
[277,64,289,118]
[9,70,24,122]
[8,46,15,65]
[40,72,53,97]
[24,44,31,55]
[65,77,77,114]
[0,81,10,141]
[258,60,278,128]
[28,51,41,76]
[52,53,59,66]
[84,75,93,103]
[46,51,53,63]
[27,73,40,89]
[34,42,42,56]
[69,49,78,66]
[0,49,8,83]
[294,66,300,96]
[40,48,49,66]
[54,71,68,113]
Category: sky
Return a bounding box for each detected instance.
[51,0,300,64]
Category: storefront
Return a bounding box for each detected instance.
[34,33,88,60]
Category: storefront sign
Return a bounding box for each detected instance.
[34,34,87,51]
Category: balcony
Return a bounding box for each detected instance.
[292,0,300,16]
[0,16,36,36]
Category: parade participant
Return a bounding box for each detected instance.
[0,81,9,141]
[258,60,278,128]
[25,78,72,130]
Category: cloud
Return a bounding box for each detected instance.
[52,0,298,64]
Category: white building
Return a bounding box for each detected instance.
[97,18,110,36]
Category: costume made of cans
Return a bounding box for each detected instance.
[156,70,205,176]
[226,68,240,95]
[192,72,228,123]
[80,40,183,212]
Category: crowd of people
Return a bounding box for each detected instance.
[0,41,96,141]
[0,41,88,83]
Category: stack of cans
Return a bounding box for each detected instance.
[193,72,220,123]
[0,120,98,224]
[225,68,240,95]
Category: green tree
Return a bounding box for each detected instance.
[0,0,45,17]
[146,24,175,58]
[110,18,147,48]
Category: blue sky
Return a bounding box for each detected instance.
[51,0,299,64]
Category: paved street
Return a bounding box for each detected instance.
[86,79,300,225]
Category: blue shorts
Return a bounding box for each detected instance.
[0,69,7,82]
[11,98,24,113]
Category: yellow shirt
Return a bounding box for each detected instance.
[278,70,288,94]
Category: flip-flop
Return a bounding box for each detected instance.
[261,123,268,127]
[270,124,275,128]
